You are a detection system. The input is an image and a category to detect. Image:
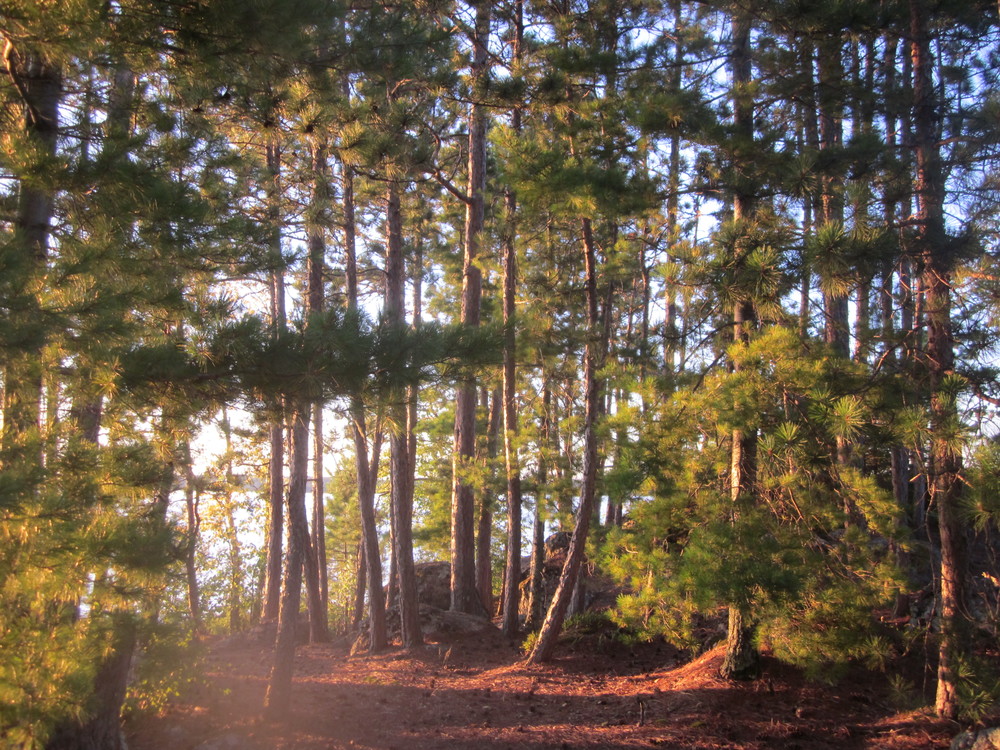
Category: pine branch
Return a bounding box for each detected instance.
[432,165,472,205]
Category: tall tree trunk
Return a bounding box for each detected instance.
[42,59,145,750]
[908,0,966,718]
[477,388,502,614]
[336,127,388,648]
[351,540,366,629]
[265,403,312,715]
[217,418,244,635]
[660,0,684,385]
[294,415,327,644]
[798,40,817,341]
[312,404,328,621]
[182,442,203,632]
[354,378,387,641]
[407,226,423,513]
[852,39,876,365]
[524,376,552,632]
[501,41,524,633]
[264,127,330,708]
[720,11,760,682]
[262,141,285,625]
[525,495,546,631]
[817,35,849,359]
[451,0,491,617]
[224,493,244,635]
[721,304,760,681]
[880,35,914,619]
[527,217,605,664]
[406,215,424,612]
[1,40,59,450]
[386,181,423,647]
[45,617,136,750]
[353,408,386,650]
[305,138,329,640]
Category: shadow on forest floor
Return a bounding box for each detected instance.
[127,627,961,750]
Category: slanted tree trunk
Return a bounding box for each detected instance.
[353,356,387,642]
[337,122,387,648]
[527,217,606,664]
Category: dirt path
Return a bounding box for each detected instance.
[126,628,957,750]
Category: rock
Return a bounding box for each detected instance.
[351,630,370,655]
[953,728,1000,750]
[385,561,452,612]
[519,531,591,619]
[243,620,277,644]
[545,531,573,558]
[379,563,498,641]
[974,728,1000,750]
[414,561,452,610]
[420,606,497,639]
[241,613,307,645]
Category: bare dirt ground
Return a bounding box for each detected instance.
[126,624,964,750]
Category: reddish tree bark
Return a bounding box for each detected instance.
[908,0,966,718]
[450,0,491,617]
[720,10,760,681]
[386,181,423,647]
[501,0,525,638]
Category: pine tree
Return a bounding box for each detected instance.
[499,0,526,639]
[449,0,493,617]
[908,0,965,718]
[717,9,761,680]
[336,70,388,650]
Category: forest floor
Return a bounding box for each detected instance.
[126,620,968,750]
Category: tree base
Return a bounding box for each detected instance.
[720,608,759,681]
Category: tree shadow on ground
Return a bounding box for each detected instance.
[127,636,956,750]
